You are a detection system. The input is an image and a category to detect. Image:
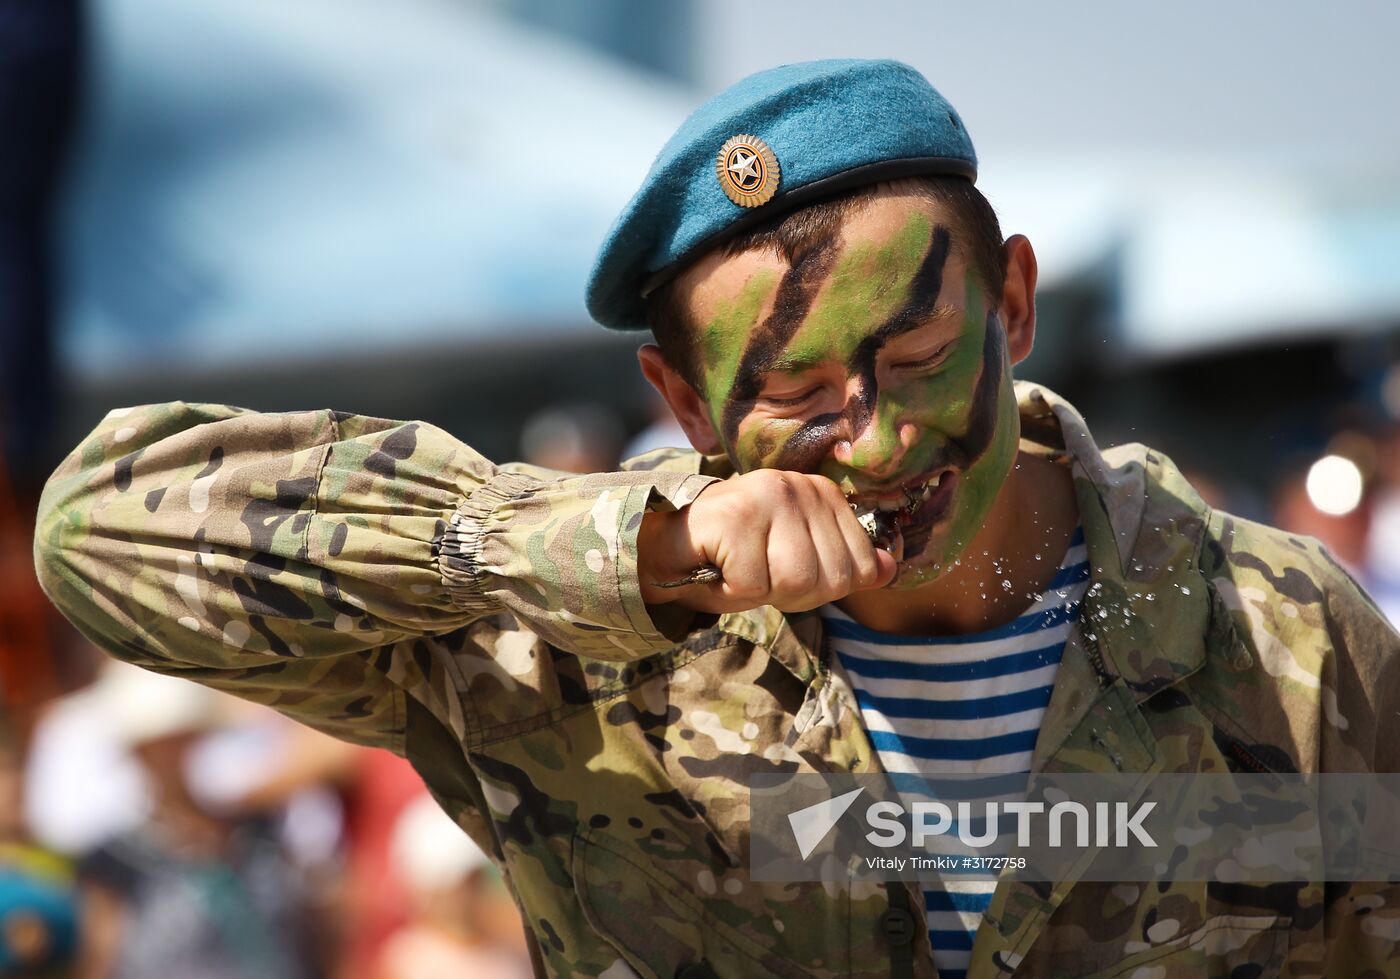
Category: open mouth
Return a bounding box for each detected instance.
[848,468,957,555]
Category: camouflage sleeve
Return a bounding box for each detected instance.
[33,403,716,747]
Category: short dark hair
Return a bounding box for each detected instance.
[645,175,1006,393]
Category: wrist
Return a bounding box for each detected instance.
[637,509,685,606]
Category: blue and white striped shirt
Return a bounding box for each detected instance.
[822,527,1089,979]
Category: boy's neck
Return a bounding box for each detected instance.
[837,451,1079,637]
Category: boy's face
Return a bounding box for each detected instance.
[677,192,1021,586]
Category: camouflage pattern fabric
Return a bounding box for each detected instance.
[34,383,1400,978]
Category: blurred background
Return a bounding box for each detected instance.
[1,0,1398,974]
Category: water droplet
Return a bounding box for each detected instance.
[1034,553,1043,562]
[1145,593,1155,602]
[1001,579,1014,592]
[1180,586,1191,596]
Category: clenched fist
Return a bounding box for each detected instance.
[638,470,898,613]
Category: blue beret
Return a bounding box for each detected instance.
[586,59,977,331]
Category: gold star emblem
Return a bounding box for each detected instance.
[716,134,779,207]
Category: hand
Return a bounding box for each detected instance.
[638,470,898,613]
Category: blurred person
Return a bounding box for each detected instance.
[73,665,320,979]
[192,721,428,979]
[1363,424,1400,624]
[1274,469,1370,574]
[23,662,148,859]
[32,659,431,979]
[519,402,624,473]
[329,750,429,979]
[622,387,690,460]
[370,795,529,979]
[33,59,1400,977]
[0,727,78,978]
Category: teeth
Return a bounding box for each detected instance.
[852,472,948,517]
[901,475,941,512]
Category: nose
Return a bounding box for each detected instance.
[831,396,916,479]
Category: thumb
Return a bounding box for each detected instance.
[854,548,899,592]
[874,549,899,586]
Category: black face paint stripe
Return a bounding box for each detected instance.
[954,310,1007,461]
[843,225,953,437]
[764,412,842,473]
[872,225,954,342]
[720,238,840,447]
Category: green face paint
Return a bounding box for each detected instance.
[690,206,1020,582]
[696,269,778,417]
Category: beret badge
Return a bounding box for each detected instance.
[715,134,780,208]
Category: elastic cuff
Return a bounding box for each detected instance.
[439,470,540,614]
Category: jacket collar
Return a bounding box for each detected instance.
[1019,382,1213,700]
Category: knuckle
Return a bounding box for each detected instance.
[828,563,854,595]
[772,563,819,595]
[811,475,847,504]
[728,493,759,522]
[752,468,786,489]
[770,474,799,504]
[852,553,879,584]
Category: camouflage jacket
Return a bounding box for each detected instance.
[34,382,1400,978]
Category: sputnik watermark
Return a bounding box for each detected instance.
[787,787,865,860]
[864,799,1157,849]
[786,787,1154,860]
[751,773,1400,882]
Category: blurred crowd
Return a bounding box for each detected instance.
[1,651,536,979]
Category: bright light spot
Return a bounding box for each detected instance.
[1306,455,1364,516]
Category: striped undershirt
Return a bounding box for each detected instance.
[821,527,1089,979]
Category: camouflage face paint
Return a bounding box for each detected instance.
[715,238,841,442]
[692,206,1020,581]
[741,222,951,474]
[894,306,1020,585]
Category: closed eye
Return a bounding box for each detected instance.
[894,339,956,371]
[759,386,820,408]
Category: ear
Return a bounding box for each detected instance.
[637,344,723,455]
[998,234,1038,365]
